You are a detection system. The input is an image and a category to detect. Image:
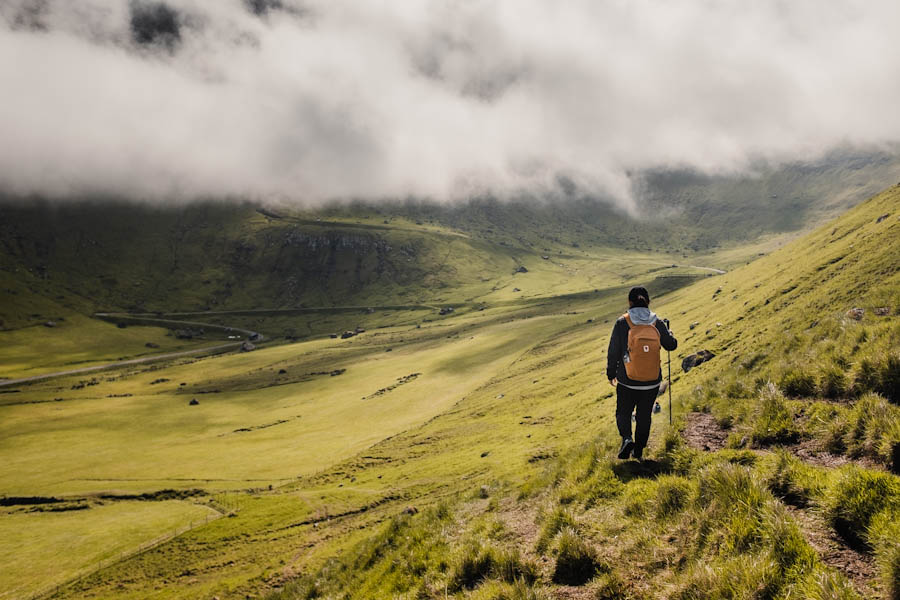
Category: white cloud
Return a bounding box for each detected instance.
[2,0,900,207]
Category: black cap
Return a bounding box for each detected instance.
[628,286,650,307]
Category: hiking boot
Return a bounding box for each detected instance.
[617,438,634,459]
[632,446,643,461]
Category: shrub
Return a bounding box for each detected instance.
[752,385,799,445]
[552,527,604,586]
[826,466,900,548]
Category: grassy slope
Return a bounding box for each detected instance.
[247,185,899,599]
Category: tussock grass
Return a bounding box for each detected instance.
[868,509,900,600]
[654,475,695,519]
[535,505,576,553]
[826,466,900,548]
[752,384,800,445]
[551,527,604,586]
[448,542,538,591]
[766,450,829,507]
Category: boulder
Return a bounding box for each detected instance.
[876,213,891,223]
[682,350,715,373]
[189,398,199,406]
[874,307,891,316]
[240,341,256,352]
[340,331,355,339]
[329,333,338,339]
[515,265,528,273]
[846,307,865,321]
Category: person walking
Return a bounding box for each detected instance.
[606,286,677,460]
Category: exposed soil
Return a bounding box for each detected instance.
[682,412,729,452]
[784,505,879,598]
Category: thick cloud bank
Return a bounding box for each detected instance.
[2,0,900,207]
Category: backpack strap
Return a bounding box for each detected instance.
[623,313,632,328]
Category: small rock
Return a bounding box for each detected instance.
[240,341,256,352]
[682,349,715,373]
[515,265,528,273]
[689,322,699,330]
[340,331,355,339]
[44,321,57,328]
[513,287,521,292]
[403,506,418,515]
[874,307,891,316]
[876,213,890,223]
[480,451,490,458]
[541,255,549,260]
[278,369,287,374]
[145,342,160,348]
[189,398,199,406]
[846,307,865,321]
[329,333,338,339]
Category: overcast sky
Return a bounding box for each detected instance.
[2,0,900,209]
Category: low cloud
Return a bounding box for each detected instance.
[2,0,900,208]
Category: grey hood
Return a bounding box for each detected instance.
[627,307,657,325]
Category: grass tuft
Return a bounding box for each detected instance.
[752,384,799,445]
[826,466,900,548]
[551,527,604,586]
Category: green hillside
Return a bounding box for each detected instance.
[1,186,888,599]
[1,167,899,599]
[262,184,900,599]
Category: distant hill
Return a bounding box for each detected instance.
[1,149,898,326]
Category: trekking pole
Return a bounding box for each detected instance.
[664,319,673,426]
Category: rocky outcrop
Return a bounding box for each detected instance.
[682,350,715,373]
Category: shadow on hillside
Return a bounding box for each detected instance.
[611,459,670,483]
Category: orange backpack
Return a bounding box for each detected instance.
[623,314,661,382]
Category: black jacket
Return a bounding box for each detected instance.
[606,311,677,388]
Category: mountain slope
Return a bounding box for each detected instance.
[259,185,900,599]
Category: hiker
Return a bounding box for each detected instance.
[606,286,677,460]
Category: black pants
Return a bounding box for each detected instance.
[616,384,659,451]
